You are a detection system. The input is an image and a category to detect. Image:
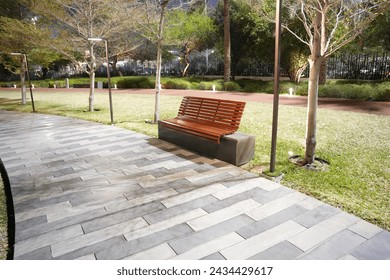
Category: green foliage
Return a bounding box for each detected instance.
[223,81,241,91]
[318,81,390,101]
[214,0,274,77]
[1,76,389,101]
[198,81,223,91]
[235,79,270,93]
[165,9,217,76]
[116,77,155,89]
[165,10,216,49]
[163,79,192,89]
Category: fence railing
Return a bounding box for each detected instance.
[1,52,389,81]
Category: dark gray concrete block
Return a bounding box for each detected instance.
[14,246,53,260]
[201,252,226,260]
[350,230,390,259]
[169,214,254,254]
[248,241,303,260]
[297,230,366,260]
[96,224,193,260]
[294,204,341,228]
[158,122,255,166]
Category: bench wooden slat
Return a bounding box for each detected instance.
[160,96,246,143]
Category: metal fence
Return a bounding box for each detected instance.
[1,51,389,81]
[326,52,390,80]
[163,51,390,80]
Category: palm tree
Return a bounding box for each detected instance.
[223,0,231,82]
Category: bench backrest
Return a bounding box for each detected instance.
[178,96,246,130]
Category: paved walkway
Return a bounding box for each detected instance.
[0,110,389,260]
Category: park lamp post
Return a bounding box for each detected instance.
[270,0,282,173]
[87,37,114,125]
[10,52,36,112]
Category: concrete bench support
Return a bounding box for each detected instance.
[158,122,255,166]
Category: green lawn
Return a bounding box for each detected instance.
[0,89,389,231]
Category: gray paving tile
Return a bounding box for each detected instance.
[172,232,244,260]
[15,190,94,212]
[237,205,309,239]
[124,208,207,242]
[82,201,165,233]
[187,199,261,231]
[54,236,127,260]
[144,195,218,224]
[201,252,226,260]
[203,188,267,213]
[51,217,148,258]
[248,241,303,260]
[2,111,389,261]
[123,243,177,260]
[293,204,341,228]
[350,230,390,259]
[16,208,108,242]
[221,221,306,260]
[13,246,53,260]
[253,186,295,204]
[288,212,359,251]
[96,224,193,260]
[297,229,367,260]
[14,224,84,257]
[15,215,48,233]
[169,214,254,254]
[348,220,383,239]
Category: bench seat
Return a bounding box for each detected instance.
[159,116,238,142]
[159,96,246,143]
[158,96,255,166]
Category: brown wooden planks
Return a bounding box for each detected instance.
[161,96,246,143]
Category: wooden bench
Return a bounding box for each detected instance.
[158,96,255,166]
[159,96,245,143]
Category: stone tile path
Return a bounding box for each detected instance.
[0,110,389,260]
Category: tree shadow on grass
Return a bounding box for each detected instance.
[0,98,21,105]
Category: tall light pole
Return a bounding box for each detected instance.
[10,52,36,112]
[270,0,282,173]
[88,38,114,125]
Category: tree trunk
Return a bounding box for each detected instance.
[304,10,323,164]
[20,56,26,105]
[89,71,95,111]
[223,0,231,82]
[153,1,168,123]
[89,45,95,112]
[318,58,327,85]
[182,44,190,77]
[154,39,162,123]
[305,58,322,164]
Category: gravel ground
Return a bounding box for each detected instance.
[0,175,8,260]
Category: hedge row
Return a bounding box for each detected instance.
[1,76,389,101]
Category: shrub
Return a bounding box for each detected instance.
[116,77,154,89]
[198,81,222,91]
[223,81,241,91]
[318,83,385,100]
[163,79,191,89]
[236,80,264,93]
